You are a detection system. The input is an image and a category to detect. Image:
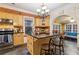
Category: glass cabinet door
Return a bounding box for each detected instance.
[53,24,61,33]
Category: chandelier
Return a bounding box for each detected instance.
[36,4,50,25]
[36,4,50,17]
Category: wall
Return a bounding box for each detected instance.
[50,3,79,47]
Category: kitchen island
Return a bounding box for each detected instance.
[27,34,53,55]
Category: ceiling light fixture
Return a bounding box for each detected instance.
[45,9,49,13]
[42,5,47,10]
[36,4,50,25]
[36,3,50,17]
[70,19,75,22]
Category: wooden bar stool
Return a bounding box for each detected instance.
[53,35,64,55]
[40,38,54,55]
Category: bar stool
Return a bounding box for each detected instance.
[40,38,54,55]
[53,35,64,55]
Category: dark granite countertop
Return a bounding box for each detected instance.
[28,34,53,39]
[13,32,24,34]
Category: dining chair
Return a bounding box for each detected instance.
[40,37,54,55]
[53,35,64,55]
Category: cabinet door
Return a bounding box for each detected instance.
[13,34,24,46]
[0,12,6,18]
[45,16,50,26]
[27,35,33,54]
[27,35,33,46]
[14,35,19,45]
[11,14,18,25]
[18,15,23,26]
[5,13,14,19]
[35,17,41,26]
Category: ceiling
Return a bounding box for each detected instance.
[5,3,67,13]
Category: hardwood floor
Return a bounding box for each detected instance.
[1,45,30,55]
[64,40,79,55]
[1,40,79,55]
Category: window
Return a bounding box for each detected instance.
[73,24,77,33]
[65,24,77,33]
[53,24,61,33]
[24,17,33,35]
[65,24,72,33]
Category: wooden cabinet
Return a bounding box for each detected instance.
[27,35,33,54]
[0,12,6,18]
[0,11,23,26]
[13,33,24,46]
[35,26,50,34]
[45,16,50,26]
[12,14,19,25]
[35,16,50,26]
[35,16,41,26]
[27,34,38,55]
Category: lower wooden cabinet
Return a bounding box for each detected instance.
[13,33,24,46]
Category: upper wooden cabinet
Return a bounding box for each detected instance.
[45,16,50,26]
[35,16,41,26]
[0,12,6,18]
[0,11,23,26]
[35,16,50,26]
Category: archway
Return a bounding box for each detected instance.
[53,15,76,32]
[53,15,78,54]
[53,15,77,42]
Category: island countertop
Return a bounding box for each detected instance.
[28,34,53,39]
